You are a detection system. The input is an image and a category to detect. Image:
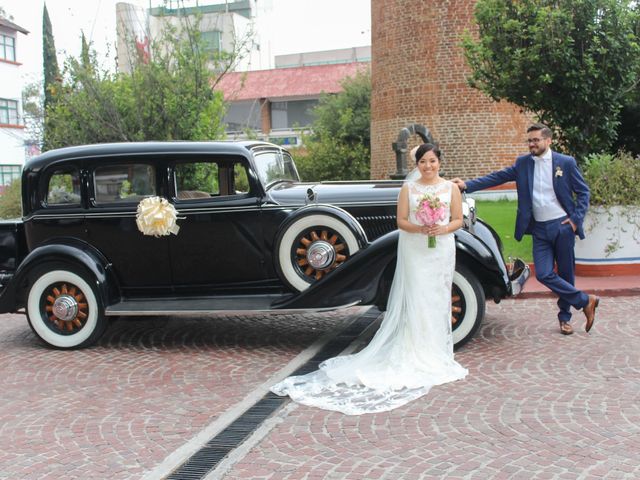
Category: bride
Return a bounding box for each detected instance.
[271,143,468,415]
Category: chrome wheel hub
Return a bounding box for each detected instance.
[306,241,336,269]
[52,295,79,321]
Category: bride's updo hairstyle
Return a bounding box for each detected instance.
[414,143,441,164]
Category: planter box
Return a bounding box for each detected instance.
[575,206,640,276]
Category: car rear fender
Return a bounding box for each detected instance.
[0,239,120,312]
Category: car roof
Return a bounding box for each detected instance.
[25,140,285,171]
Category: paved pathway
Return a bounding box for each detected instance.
[217,297,640,480]
[0,309,360,480]
[1,296,638,480]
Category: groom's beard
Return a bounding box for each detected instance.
[530,145,549,156]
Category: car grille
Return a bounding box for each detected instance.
[356,215,397,241]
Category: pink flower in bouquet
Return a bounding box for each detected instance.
[415,193,447,247]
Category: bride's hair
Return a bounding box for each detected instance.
[414,143,441,163]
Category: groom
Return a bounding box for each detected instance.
[452,123,599,335]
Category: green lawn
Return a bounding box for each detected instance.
[474,200,533,263]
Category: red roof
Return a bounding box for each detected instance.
[215,62,369,101]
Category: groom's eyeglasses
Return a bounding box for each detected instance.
[526,137,544,144]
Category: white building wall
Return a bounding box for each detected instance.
[116,2,266,73]
[115,2,148,74]
[0,28,26,172]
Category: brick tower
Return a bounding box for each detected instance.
[370,0,531,179]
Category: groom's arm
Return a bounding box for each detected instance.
[568,158,590,230]
[464,165,517,193]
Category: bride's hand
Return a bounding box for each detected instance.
[422,225,448,236]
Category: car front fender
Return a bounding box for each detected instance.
[274,220,513,310]
[272,229,398,310]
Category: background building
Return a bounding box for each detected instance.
[370,0,530,180]
[0,17,28,190]
[217,46,369,146]
[116,0,265,74]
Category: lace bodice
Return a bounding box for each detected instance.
[407,180,452,227]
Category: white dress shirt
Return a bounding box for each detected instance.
[532,149,566,222]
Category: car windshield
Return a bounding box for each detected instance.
[253,150,300,187]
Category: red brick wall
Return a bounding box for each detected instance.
[370,0,532,180]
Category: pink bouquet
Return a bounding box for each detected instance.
[415,193,447,248]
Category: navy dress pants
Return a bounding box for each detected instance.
[532,218,589,322]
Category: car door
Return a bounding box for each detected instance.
[24,165,88,250]
[84,158,173,291]
[167,155,267,292]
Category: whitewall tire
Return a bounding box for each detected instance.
[276,214,361,292]
[26,269,106,349]
[452,265,485,348]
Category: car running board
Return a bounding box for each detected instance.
[105,295,360,316]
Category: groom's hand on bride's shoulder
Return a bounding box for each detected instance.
[451,178,466,191]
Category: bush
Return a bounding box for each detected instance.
[0,179,23,219]
[582,151,640,207]
[581,151,640,256]
[294,142,370,182]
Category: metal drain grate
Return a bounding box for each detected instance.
[166,308,380,479]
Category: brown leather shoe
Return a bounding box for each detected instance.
[583,294,600,333]
[559,321,573,335]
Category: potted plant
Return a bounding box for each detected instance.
[576,151,640,275]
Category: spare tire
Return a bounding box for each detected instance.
[275,213,361,291]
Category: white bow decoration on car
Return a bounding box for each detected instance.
[136,196,180,237]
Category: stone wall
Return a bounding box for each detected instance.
[370,0,532,180]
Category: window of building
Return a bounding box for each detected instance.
[0,98,19,125]
[271,101,288,130]
[0,165,21,186]
[47,169,81,206]
[0,34,16,62]
[270,100,316,130]
[94,164,155,203]
[202,30,222,54]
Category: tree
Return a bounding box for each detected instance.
[42,4,60,134]
[0,179,22,219]
[296,69,371,181]
[43,3,253,149]
[462,0,640,159]
[22,81,45,151]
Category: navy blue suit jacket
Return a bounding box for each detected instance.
[465,151,590,241]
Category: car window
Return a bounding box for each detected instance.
[174,161,250,199]
[47,169,81,206]
[234,163,249,194]
[175,162,218,199]
[94,164,155,203]
[253,150,299,187]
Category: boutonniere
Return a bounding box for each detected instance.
[555,166,563,178]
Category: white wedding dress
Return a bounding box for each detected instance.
[271,180,468,415]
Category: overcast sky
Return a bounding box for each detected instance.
[3,0,371,83]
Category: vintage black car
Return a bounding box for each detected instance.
[0,141,529,349]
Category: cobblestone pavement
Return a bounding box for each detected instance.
[1,297,639,480]
[0,309,360,480]
[217,297,640,480]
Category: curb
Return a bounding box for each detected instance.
[517,287,640,300]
